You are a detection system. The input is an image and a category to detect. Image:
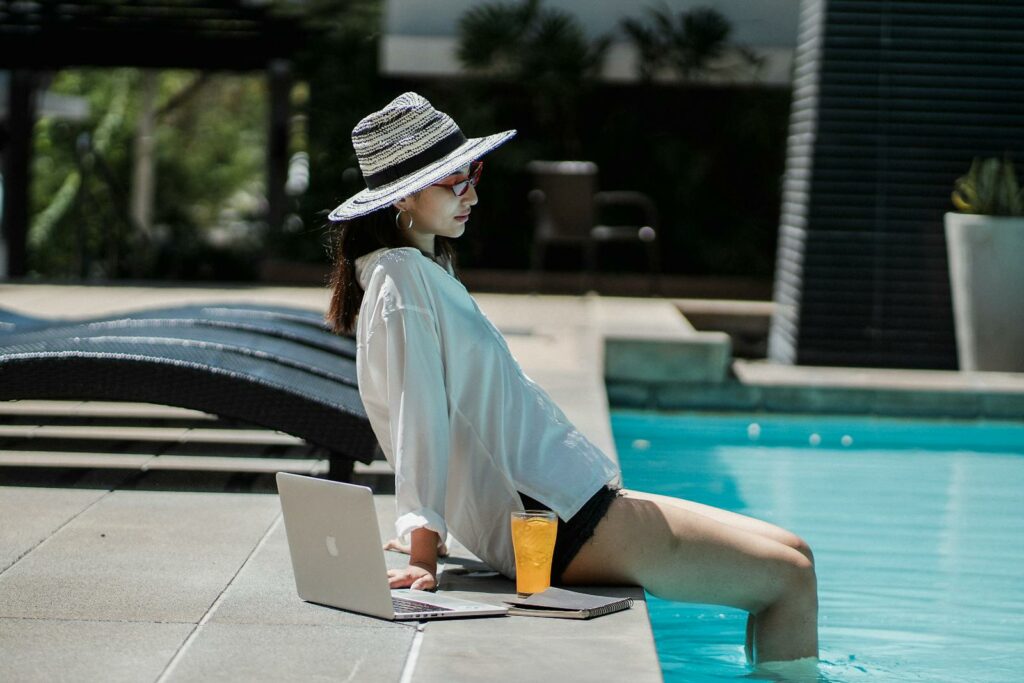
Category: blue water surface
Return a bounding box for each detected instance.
[611,412,1024,682]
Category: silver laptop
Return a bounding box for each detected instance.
[276,472,508,620]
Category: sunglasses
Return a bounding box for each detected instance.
[431,161,483,197]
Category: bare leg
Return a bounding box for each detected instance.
[620,489,812,661]
[560,490,818,665]
[620,490,815,565]
[619,489,813,663]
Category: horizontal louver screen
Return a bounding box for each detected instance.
[769,0,1024,369]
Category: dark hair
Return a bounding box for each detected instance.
[326,206,458,335]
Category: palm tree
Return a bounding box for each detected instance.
[620,12,666,82]
[621,4,764,83]
[457,0,609,156]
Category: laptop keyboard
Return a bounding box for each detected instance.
[392,596,453,614]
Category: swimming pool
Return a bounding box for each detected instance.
[611,411,1024,682]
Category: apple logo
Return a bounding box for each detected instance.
[325,536,339,557]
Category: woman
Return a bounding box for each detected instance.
[325,92,818,668]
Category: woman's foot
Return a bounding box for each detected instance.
[753,656,821,682]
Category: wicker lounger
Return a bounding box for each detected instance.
[0,304,376,477]
[0,308,49,333]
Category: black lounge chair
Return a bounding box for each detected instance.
[0,308,50,333]
[2,303,355,355]
[0,304,376,478]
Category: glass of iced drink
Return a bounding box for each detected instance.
[510,510,558,597]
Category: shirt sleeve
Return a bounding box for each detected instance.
[368,303,451,547]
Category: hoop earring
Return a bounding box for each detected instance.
[395,210,414,231]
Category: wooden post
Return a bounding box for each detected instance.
[267,59,292,239]
[1,70,38,279]
[131,70,158,239]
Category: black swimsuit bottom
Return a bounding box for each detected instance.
[517,485,624,584]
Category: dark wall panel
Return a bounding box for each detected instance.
[768,0,1024,369]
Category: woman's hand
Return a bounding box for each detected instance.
[387,562,438,591]
[383,537,449,557]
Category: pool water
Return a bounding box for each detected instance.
[611,411,1024,682]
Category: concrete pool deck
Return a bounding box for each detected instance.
[3,281,1023,681]
[0,283,660,682]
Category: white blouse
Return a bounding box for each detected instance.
[354,247,620,578]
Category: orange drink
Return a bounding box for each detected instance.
[510,510,558,596]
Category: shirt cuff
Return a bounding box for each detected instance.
[395,508,449,547]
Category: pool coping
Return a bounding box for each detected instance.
[596,293,1024,420]
[607,359,1024,420]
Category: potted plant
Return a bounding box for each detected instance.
[944,156,1024,371]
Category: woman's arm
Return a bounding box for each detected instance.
[386,528,440,591]
[366,276,453,588]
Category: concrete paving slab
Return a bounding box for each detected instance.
[415,518,660,682]
[414,613,661,683]
[0,491,279,622]
[0,465,140,490]
[0,283,331,320]
[0,486,108,573]
[143,455,327,474]
[164,623,414,683]
[0,618,192,683]
[0,425,191,442]
[734,359,1024,393]
[181,494,416,680]
[0,400,215,420]
[207,501,413,628]
[0,425,305,445]
[0,450,155,469]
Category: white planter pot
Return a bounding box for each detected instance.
[944,212,1024,372]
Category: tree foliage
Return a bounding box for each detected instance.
[285,0,392,263]
[456,0,609,156]
[30,69,268,279]
[621,4,765,82]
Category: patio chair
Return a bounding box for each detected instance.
[0,304,375,478]
[526,160,661,293]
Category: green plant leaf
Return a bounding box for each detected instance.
[977,158,1000,214]
[951,155,1024,216]
[998,157,1022,216]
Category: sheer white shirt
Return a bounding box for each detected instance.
[354,247,620,578]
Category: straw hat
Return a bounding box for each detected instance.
[328,92,516,221]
